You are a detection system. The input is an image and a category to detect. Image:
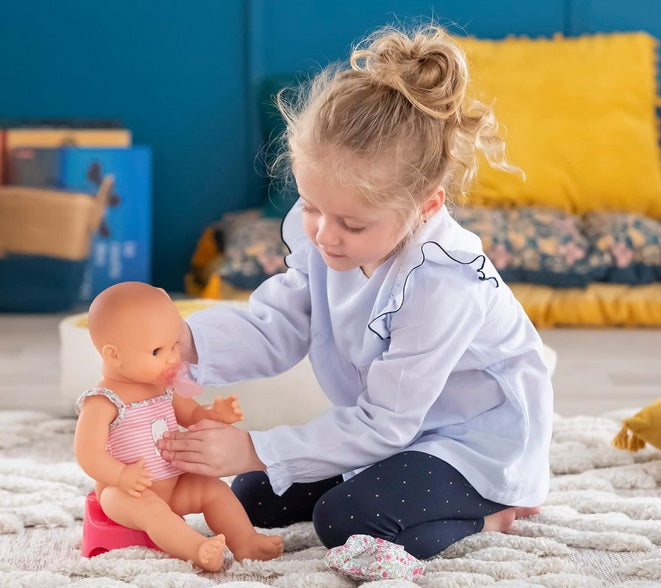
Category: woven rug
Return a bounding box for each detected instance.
[1,410,661,587]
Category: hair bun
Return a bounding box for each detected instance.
[350,25,468,119]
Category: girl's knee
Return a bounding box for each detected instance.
[312,493,344,547]
[312,488,367,548]
[231,470,287,527]
[231,471,270,509]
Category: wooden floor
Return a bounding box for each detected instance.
[1,310,660,418]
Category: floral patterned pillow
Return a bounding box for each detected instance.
[451,206,606,287]
[218,209,288,290]
[195,205,661,293]
[582,212,661,284]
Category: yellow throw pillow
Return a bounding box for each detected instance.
[612,398,661,451]
[458,33,661,217]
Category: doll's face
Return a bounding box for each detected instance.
[89,282,185,387]
[108,302,182,386]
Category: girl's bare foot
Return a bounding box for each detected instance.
[482,506,541,533]
[515,506,541,518]
[232,532,284,562]
[483,507,516,532]
[196,534,226,572]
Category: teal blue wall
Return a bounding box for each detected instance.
[0,0,658,291]
[0,1,250,291]
[568,0,661,38]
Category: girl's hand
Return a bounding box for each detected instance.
[158,420,265,478]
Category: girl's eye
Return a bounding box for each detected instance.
[301,203,317,214]
[152,348,160,356]
[343,224,366,234]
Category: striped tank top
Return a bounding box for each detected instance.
[76,387,182,481]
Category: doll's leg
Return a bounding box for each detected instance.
[312,451,534,559]
[169,473,283,562]
[99,486,226,572]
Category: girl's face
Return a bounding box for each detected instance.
[294,162,412,277]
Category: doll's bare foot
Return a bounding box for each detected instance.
[483,506,541,533]
[232,532,284,562]
[196,534,226,572]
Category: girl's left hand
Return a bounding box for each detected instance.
[158,420,265,478]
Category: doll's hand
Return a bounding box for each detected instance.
[208,394,244,424]
[118,458,153,497]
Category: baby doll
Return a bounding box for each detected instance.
[74,281,283,572]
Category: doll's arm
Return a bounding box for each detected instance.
[173,394,244,428]
[74,396,153,496]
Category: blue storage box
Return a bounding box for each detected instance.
[57,147,152,302]
[0,177,112,312]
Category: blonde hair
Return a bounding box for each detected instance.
[273,24,516,216]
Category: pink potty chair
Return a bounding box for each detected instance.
[81,491,162,557]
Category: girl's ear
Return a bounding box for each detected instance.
[421,187,445,221]
[101,343,121,366]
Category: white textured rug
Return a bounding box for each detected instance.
[1,410,661,587]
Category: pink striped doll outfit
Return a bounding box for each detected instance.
[76,388,181,481]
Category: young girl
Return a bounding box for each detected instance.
[75,282,283,571]
[160,24,553,560]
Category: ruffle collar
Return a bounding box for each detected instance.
[367,207,500,340]
[281,199,311,269]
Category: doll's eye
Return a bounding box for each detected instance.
[152,348,160,356]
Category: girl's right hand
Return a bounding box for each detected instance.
[158,420,266,478]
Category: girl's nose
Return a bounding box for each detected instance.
[316,216,340,246]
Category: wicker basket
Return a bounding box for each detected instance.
[0,176,113,312]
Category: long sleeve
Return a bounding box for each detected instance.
[188,266,312,386]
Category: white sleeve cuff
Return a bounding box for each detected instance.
[249,430,293,496]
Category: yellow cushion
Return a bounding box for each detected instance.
[458,33,661,217]
[612,398,661,452]
[510,282,661,327]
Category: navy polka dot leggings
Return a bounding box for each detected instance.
[231,451,509,559]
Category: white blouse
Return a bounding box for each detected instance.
[187,200,553,506]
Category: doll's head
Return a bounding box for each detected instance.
[88,281,182,386]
